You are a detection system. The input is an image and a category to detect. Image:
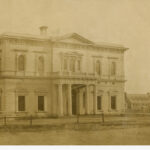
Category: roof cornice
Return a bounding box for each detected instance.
[0,33,51,42]
[0,32,129,51]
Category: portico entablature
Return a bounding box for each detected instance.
[52,78,97,85]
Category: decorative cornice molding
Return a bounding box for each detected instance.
[15,88,28,93]
[62,51,83,56]
[53,41,126,53]
[34,89,48,93]
[108,56,118,59]
[92,55,103,58]
[32,50,48,54]
[8,38,50,47]
[13,49,28,52]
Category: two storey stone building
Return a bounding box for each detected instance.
[0,26,128,117]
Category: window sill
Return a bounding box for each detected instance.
[97,109,103,112]
[16,111,28,113]
[36,111,48,113]
[110,109,118,112]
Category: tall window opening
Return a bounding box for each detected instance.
[18,55,25,71]
[96,60,101,75]
[111,62,116,75]
[70,59,75,72]
[38,56,44,74]
[77,60,81,71]
[64,58,67,70]
[18,96,25,111]
[38,96,45,111]
[111,96,116,110]
[97,96,102,110]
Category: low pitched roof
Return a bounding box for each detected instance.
[0,32,49,41]
[53,32,128,50]
[52,33,94,44]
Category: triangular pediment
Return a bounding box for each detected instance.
[54,33,94,45]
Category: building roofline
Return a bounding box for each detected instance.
[0,32,51,41]
[0,32,129,50]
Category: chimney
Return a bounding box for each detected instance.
[39,26,48,36]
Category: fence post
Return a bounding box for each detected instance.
[4,116,7,126]
[30,115,32,126]
[102,112,104,123]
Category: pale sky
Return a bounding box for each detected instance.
[0,0,150,94]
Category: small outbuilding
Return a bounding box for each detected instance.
[125,93,150,113]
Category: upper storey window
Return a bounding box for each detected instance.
[111,62,116,76]
[38,56,44,74]
[63,58,67,70]
[62,52,82,73]
[77,60,81,71]
[18,55,25,71]
[96,60,101,75]
[70,59,75,72]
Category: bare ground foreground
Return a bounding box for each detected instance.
[1,125,150,145]
[0,115,150,145]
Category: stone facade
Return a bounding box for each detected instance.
[0,27,128,117]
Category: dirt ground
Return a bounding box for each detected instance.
[0,125,150,145]
[0,115,150,145]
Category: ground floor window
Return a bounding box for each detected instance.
[97,96,102,110]
[111,96,116,110]
[83,92,86,108]
[38,96,45,111]
[18,96,25,111]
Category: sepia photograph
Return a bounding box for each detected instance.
[0,0,150,146]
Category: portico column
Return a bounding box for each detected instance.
[79,89,82,115]
[85,85,90,114]
[93,85,97,114]
[58,84,63,116]
[67,84,72,116]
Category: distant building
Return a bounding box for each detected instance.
[125,93,150,113]
[0,26,127,117]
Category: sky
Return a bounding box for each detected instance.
[0,0,150,94]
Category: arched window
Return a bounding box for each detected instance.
[96,60,101,75]
[111,62,116,75]
[77,60,81,71]
[38,56,44,74]
[18,55,25,71]
[64,58,67,70]
[70,59,75,72]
